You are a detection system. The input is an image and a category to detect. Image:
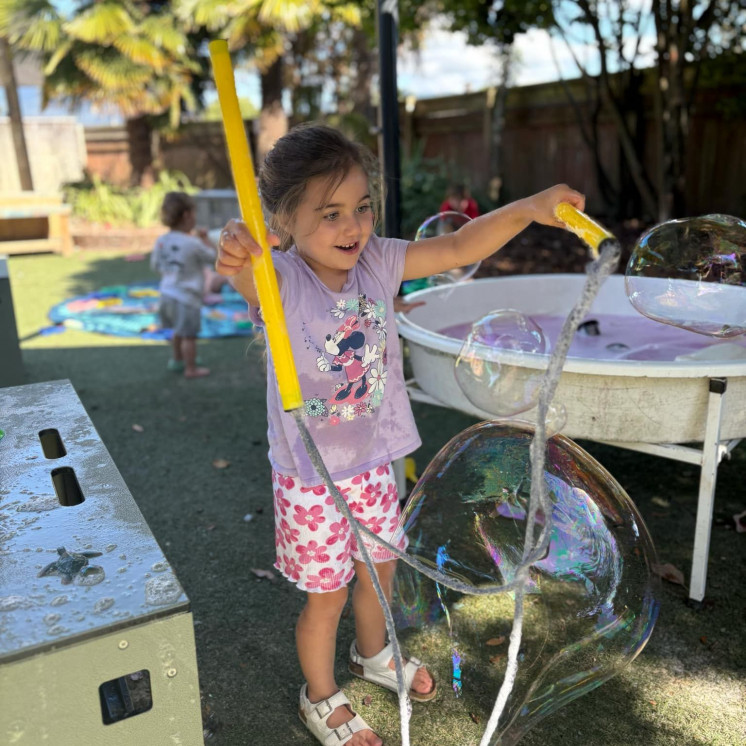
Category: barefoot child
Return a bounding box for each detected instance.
[151,191,215,378]
[216,123,584,745]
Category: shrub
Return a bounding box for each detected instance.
[63,171,198,227]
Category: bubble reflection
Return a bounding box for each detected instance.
[625,214,746,337]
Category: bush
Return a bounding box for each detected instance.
[63,171,198,227]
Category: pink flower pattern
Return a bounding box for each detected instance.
[271,465,408,593]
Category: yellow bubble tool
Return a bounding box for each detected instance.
[209,40,303,411]
[554,203,616,259]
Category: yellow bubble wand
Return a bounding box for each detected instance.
[554,202,617,258]
[208,40,303,411]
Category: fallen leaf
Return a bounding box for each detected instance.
[212,458,230,469]
[250,568,276,581]
[485,636,506,646]
[649,700,657,707]
[362,695,373,706]
[205,523,216,531]
[652,562,685,586]
[132,424,144,432]
[699,635,708,645]
[469,712,480,724]
[651,496,670,508]
[489,654,505,665]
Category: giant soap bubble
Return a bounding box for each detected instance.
[625,214,746,337]
[393,420,659,745]
[415,211,479,284]
[454,310,548,417]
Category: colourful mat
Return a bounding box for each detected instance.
[46,283,254,340]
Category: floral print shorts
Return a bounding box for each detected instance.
[272,463,408,593]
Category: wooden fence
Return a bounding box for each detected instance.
[79,77,745,220]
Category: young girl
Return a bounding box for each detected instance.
[216,123,584,746]
[151,192,216,379]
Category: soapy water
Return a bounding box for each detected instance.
[443,312,746,363]
[415,211,480,284]
[626,214,746,337]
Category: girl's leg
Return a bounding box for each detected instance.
[352,558,434,696]
[298,588,381,744]
[171,334,183,363]
[181,337,210,378]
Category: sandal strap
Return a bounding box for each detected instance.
[302,686,350,723]
[350,641,424,690]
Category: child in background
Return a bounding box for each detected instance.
[151,191,215,379]
[216,123,584,746]
[440,182,480,219]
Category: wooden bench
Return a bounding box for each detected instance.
[0,192,73,256]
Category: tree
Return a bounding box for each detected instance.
[178,0,362,162]
[0,1,208,186]
[487,0,745,221]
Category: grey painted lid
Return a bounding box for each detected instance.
[0,380,189,663]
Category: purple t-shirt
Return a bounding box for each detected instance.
[250,234,421,486]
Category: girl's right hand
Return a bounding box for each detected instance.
[216,219,280,276]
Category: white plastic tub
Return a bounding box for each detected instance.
[397,274,746,444]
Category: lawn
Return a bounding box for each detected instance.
[5,249,746,745]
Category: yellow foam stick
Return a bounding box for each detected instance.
[209,40,303,411]
[554,202,615,259]
[404,457,419,484]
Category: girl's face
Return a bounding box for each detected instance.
[288,165,374,291]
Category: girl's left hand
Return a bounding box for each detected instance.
[527,184,585,229]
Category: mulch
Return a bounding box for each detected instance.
[476,220,650,277]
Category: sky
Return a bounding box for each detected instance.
[2,12,655,124]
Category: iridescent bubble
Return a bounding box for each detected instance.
[415,211,479,283]
[454,310,547,416]
[393,421,659,744]
[625,214,746,337]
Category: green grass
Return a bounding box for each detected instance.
[6,250,746,745]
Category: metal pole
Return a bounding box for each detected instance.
[377,0,402,239]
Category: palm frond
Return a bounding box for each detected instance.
[174,0,239,32]
[140,16,189,55]
[1,1,62,51]
[112,35,169,71]
[255,0,320,33]
[44,40,74,75]
[74,48,153,89]
[64,2,134,44]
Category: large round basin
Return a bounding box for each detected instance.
[397,274,746,443]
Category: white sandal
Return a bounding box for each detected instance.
[348,641,437,703]
[299,683,376,745]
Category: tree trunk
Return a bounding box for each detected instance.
[126,115,155,188]
[0,38,33,191]
[257,56,287,166]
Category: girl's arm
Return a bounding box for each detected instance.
[214,219,282,307]
[402,184,584,282]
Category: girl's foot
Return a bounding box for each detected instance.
[387,656,434,697]
[349,641,437,702]
[184,366,210,379]
[300,685,381,746]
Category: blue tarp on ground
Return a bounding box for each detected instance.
[48,283,254,340]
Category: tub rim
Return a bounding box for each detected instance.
[396,274,746,379]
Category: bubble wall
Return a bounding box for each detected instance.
[625,214,746,337]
